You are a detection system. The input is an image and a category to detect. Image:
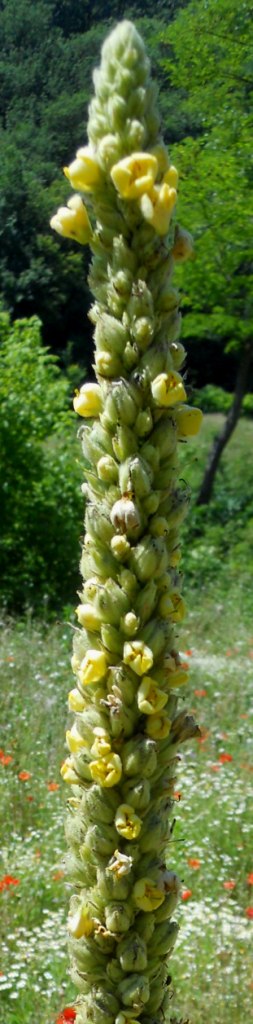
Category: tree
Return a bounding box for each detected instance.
[160,0,253,501]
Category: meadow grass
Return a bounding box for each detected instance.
[0,415,252,1024]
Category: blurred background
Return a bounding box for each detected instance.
[0,3,252,1023]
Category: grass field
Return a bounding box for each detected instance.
[0,415,253,1024]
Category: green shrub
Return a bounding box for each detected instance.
[192,384,253,417]
[0,313,83,611]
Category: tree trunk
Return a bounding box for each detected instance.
[196,342,253,506]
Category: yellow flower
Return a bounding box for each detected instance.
[151,371,186,408]
[50,194,92,244]
[91,727,111,758]
[60,757,78,784]
[110,152,158,199]
[163,164,179,189]
[66,723,88,754]
[64,146,101,191]
[115,804,142,840]
[165,665,189,688]
[90,752,122,787]
[73,381,102,418]
[174,404,203,438]
[133,877,165,912]
[123,640,153,676]
[137,677,168,715]
[68,688,86,713]
[68,904,95,938]
[139,182,177,235]
[145,713,171,740]
[78,649,107,686]
[76,603,101,631]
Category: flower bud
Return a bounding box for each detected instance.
[117,931,147,973]
[163,164,179,188]
[135,579,157,624]
[76,603,102,631]
[135,408,153,436]
[121,736,157,779]
[84,822,117,858]
[60,757,79,785]
[151,371,186,408]
[110,497,141,535]
[170,341,186,370]
[73,382,102,417]
[117,972,150,1009]
[110,535,131,560]
[81,988,120,1024]
[120,611,140,637]
[114,804,142,841]
[80,784,119,825]
[148,920,179,957]
[105,902,134,934]
[122,778,150,811]
[97,455,119,482]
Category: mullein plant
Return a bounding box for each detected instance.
[51,20,203,1024]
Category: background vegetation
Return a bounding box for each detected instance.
[0,2,252,1020]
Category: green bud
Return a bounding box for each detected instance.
[80,785,119,825]
[82,987,120,1024]
[131,316,154,351]
[119,456,153,499]
[118,569,138,599]
[107,958,125,984]
[139,443,160,473]
[112,424,137,460]
[105,901,134,934]
[135,407,153,436]
[139,810,168,853]
[95,579,130,625]
[97,454,119,483]
[101,623,123,655]
[85,507,114,545]
[84,822,118,858]
[121,736,157,778]
[170,341,186,369]
[135,579,157,624]
[117,931,147,972]
[122,777,150,811]
[117,972,150,1009]
[150,417,177,459]
[147,920,179,957]
[95,313,128,356]
[97,866,132,902]
[143,491,161,516]
[109,699,137,740]
[120,611,140,636]
[107,665,138,706]
[134,912,155,942]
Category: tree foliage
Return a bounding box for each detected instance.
[0,313,83,610]
[160,0,253,388]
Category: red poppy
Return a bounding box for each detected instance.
[210,764,221,772]
[0,751,13,766]
[18,770,32,781]
[218,753,233,764]
[194,689,207,697]
[47,781,59,791]
[223,880,236,891]
[56,1009,76,1024]
[188,858,201,870]
[173,791,182,801]
[225,649,233,657]
[0,875,20,891]
[245,907,253,919]
[53,870,65,881]
[184,649,193,657]
[247,873,253,886]
[182,888,192,901]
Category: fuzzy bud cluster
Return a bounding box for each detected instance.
[52,20,203,1024]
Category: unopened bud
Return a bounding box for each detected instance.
[105,901,134,934]
[97,455,119,482]
[111,535,131,560]
[110,497,141,534]
[76,603,102,631]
